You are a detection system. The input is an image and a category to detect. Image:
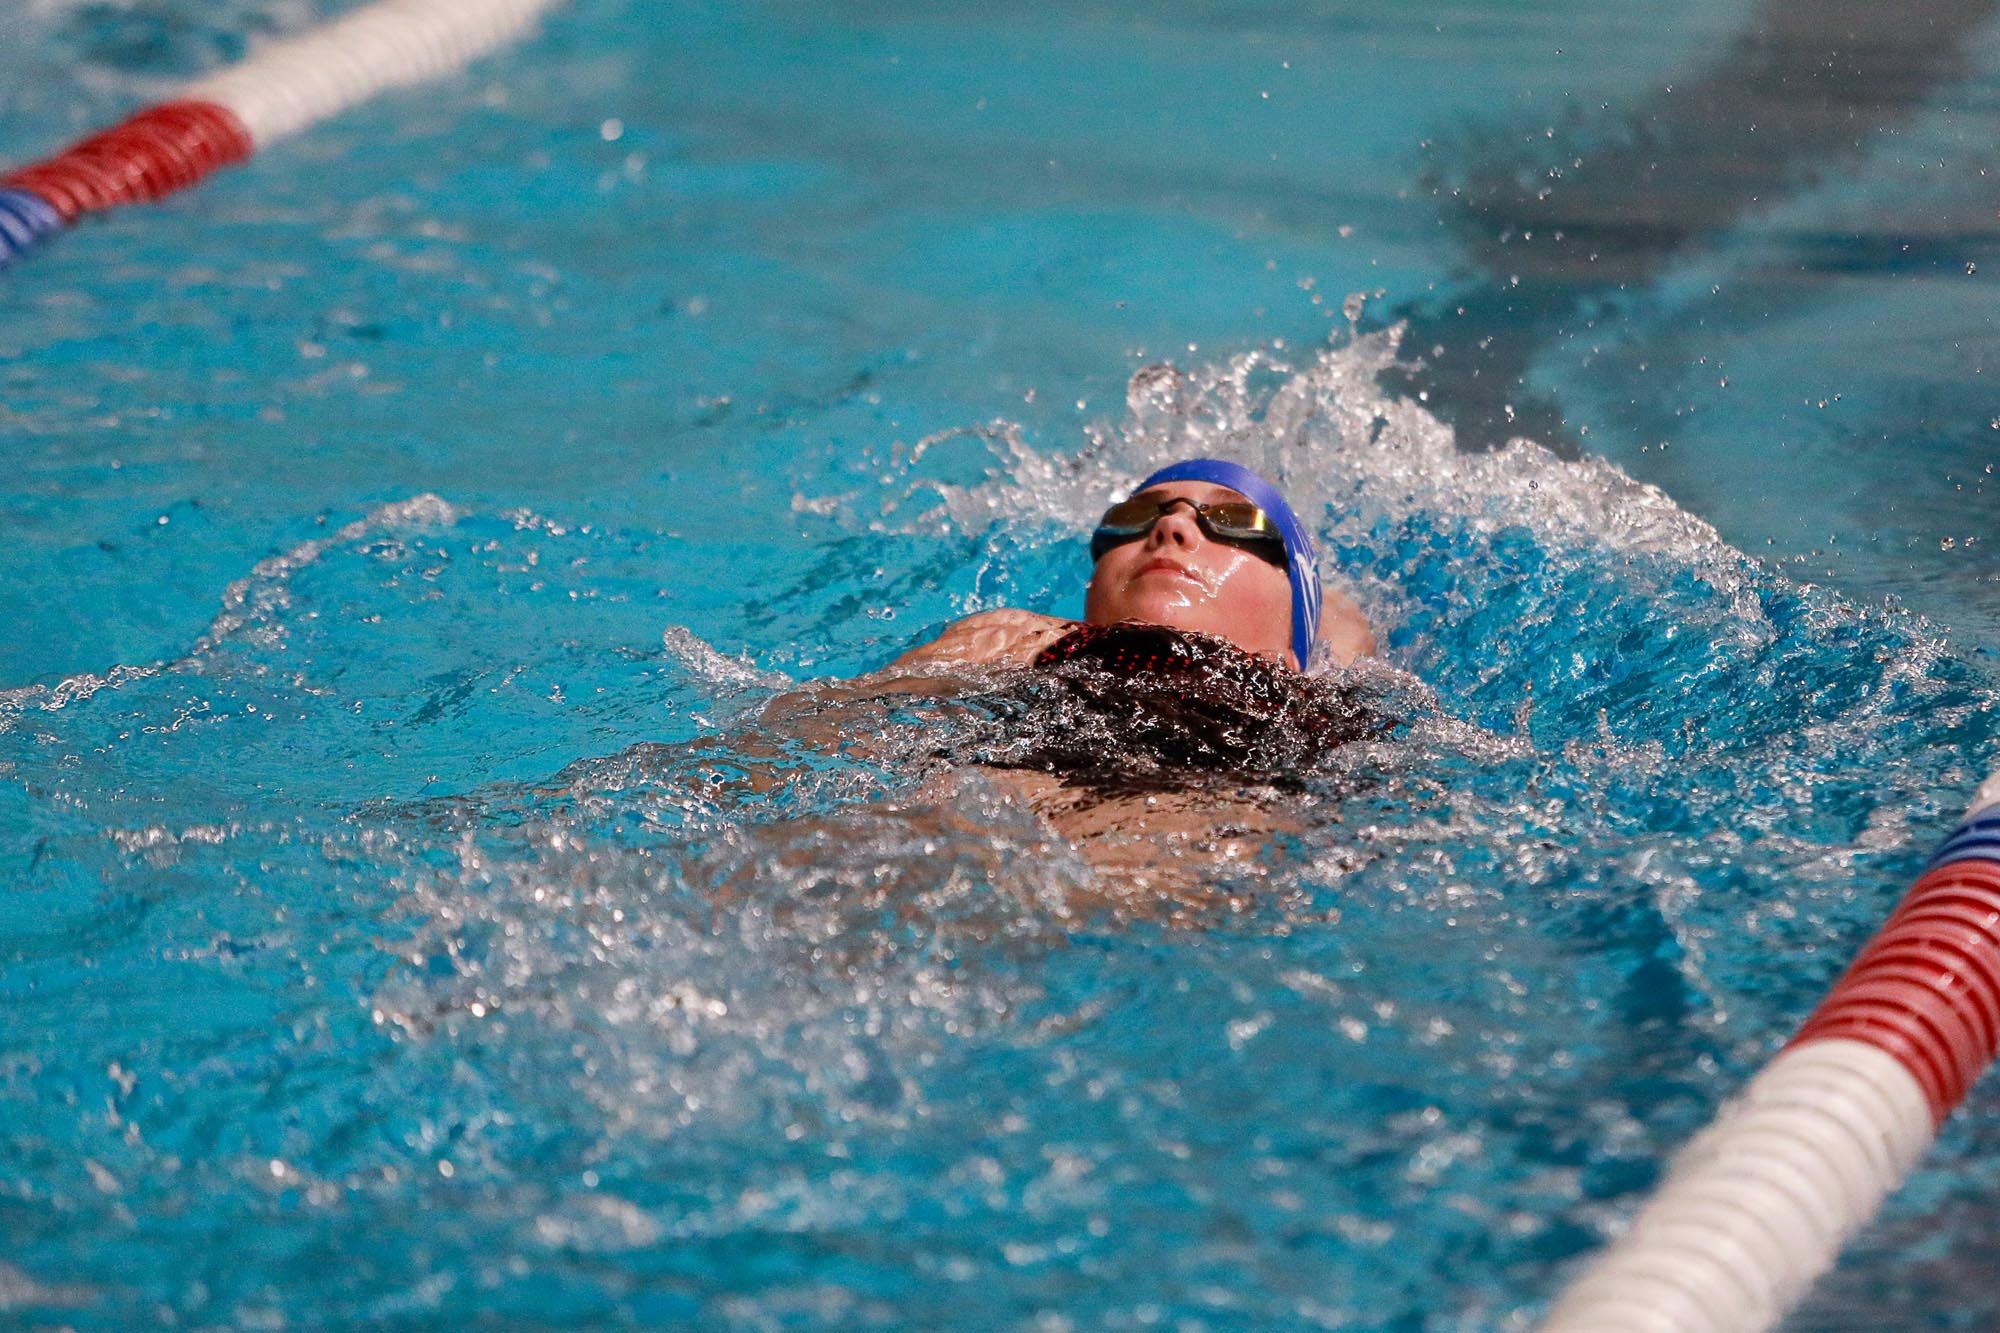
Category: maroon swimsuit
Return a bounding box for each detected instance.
[964,622,1391,794]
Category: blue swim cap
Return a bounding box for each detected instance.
[1130,458,1322,670]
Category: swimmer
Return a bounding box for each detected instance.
[851,457,1388,916]
[742,457,1389,918]
[488,459,1393,926]
[888,457,1377,674]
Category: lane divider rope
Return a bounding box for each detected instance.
[1,0,561,267]
[1541,781,2000,1332]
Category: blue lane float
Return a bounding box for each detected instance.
[0,187,65,267]
[1928,807,2000,869]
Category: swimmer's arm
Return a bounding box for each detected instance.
[884,609,1075,670]
[749,611,1072,762]
[730,674,970,795]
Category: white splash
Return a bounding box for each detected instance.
[659,625,793,695]
[823,328,1754,596]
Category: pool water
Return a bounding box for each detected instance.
[4,2,2000,1328]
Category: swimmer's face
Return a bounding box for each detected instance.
[1084,481,1296,667]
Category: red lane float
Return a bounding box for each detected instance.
[1,101,252,221]
[1792,857,2000,1123]
[1543,796,2000,1332]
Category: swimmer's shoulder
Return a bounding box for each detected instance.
[1317,585,1377,668]
[888,609,1076,670]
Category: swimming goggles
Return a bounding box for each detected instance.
[1090,495,1289,565]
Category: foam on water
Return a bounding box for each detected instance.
[4,331,1999,1328]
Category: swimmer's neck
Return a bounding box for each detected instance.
[888,594,1376,675]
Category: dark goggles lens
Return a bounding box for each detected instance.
[1089,497,1287,564]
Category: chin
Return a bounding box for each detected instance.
[1099,601,1219,639]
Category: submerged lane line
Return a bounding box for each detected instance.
[0,495,461,735]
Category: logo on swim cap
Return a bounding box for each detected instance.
[1131,458,1322,670]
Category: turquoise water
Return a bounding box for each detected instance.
[4,2,2000,1328]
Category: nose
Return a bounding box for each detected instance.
[1145,499,1204,550]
